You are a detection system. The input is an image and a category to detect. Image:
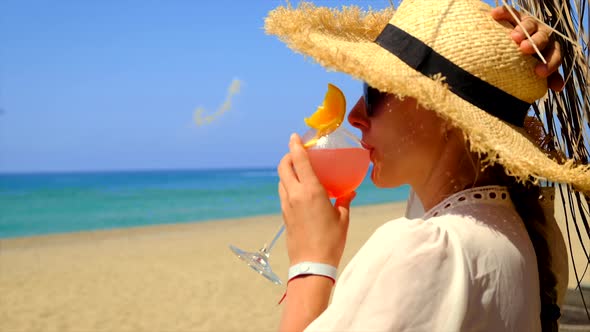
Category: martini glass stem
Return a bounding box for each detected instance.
[262,224,285,254]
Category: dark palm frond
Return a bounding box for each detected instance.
[513,0,590,320]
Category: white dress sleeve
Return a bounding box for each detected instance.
[305,217,470,332]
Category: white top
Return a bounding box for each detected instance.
[306,186,543,332]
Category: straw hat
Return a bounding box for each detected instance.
[265,0,590,192]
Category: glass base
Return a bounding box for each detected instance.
[229,245,283,285]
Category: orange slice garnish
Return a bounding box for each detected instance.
[303,83,346,148]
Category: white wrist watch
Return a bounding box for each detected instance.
[288,262,338,282]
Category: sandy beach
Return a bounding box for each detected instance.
[0,202,405,332]
[1,198,588,332]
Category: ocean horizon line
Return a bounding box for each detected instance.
[0,164,377,176]
[0,166,282,176]
[0,166,396,239]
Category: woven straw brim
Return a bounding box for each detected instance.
[265,4,590,192]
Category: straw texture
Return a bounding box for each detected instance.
[265,0,590,191]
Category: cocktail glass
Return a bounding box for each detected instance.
[229,124,370,285]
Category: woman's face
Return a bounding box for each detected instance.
[348,91,447,188]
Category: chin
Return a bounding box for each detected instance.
[370,166,388,188]
[370,163,402,188]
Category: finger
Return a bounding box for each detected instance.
[490,6,521,26]
[335,191,356,209]
[536,18,554,38]
[278,181,291,213]
[335,191,356,221]
[288,133,320,185]
[277,153,299,191]
[535,41,562,77]
[511,16,539,46]
[547,72,565,92]
[520,28,549,55]
[544,40,562,73]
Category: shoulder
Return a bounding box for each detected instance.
[339,214,489,286]
[349,215,473,275]
[317,216,478,331]
[370,214,472,251]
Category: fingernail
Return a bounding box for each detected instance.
[511,30,523,39]
[536,64,549,77]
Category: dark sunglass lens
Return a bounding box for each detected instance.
[363,82,385,117]
[363,82,372,116]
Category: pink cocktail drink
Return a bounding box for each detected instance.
[229,84,367,286]
[307,147,370,198]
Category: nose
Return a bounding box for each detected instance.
[348,96,370,131]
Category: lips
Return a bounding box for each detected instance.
[361,141,375,161]
[361,141,373,151]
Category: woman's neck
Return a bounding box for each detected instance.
[411,136,496,211]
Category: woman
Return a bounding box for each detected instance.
[267,0,589,331]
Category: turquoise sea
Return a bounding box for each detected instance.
[0,169,410,239]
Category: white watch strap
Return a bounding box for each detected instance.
[288,262,337,282]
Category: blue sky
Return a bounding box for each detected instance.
[0,0,515,173]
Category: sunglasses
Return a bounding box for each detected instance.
[363,82,387,117]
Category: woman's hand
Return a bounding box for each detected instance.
[491,6,565,92]
[277,134,356,268]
